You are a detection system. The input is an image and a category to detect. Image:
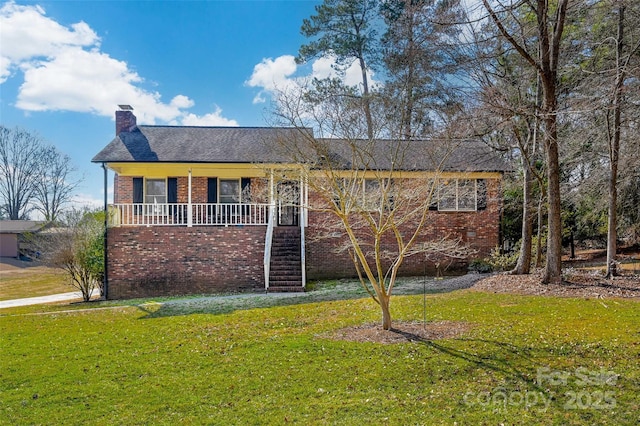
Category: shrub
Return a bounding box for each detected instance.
[486,246,519,272]
[468,258,493,273]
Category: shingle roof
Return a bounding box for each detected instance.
[92,126,307,163]
[92,126,511,172]
[0,220,46,234]
[316,138,511,172]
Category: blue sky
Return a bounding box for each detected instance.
[0,0,371,210]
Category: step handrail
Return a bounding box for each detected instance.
[263,202,276,291]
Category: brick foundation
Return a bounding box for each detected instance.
[107,226,266,299]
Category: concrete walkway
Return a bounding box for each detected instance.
[0,292,89,309]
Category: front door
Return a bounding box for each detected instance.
[277,181,299,226]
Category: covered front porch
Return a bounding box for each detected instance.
[101,163,307,296]
[104,163,305,228]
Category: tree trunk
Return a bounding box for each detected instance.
[543,131,563,284]
[607,2,625,278]
[535,194,545,268]
[540,65,563,284]
[512,161,534,274]
[380,294,392,330]
[358,56,374,140]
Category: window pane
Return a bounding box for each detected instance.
[364,179,381,210]
[477,179,487,210]
[458,179,476,210]
[438,180,456,210]
[145,179,166,204]
[220,179,240,203]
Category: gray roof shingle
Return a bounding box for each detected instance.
[92,126,511,172]
[92,126,306,163]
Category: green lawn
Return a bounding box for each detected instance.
[0,267,69,301]
[1,285,638,425]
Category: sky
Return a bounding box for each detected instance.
[0,0,369,211]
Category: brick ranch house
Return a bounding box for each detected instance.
[92,107,510,299]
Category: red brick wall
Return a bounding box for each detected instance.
[107,226,266,299]
[305,178,502,279]
[107,176,503,298]
[114,174,131,204]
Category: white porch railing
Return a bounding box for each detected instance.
[109,203,270,227]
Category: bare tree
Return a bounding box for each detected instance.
[32,146,80,222]
[0,126,81,221]
[481,0,570,284]
[0,126,44,219]
[561,0,640,271]
[466,31,546,274]
[269,85,477,330]
[586,0,639,276]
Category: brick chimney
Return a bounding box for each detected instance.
[115,105,136,135]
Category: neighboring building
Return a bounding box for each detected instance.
[0,221,45,258]
[92,107,510,299]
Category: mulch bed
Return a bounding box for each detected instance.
[471,270,640,299]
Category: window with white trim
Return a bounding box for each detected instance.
[145,179,166,204]
[219,179,240,203]
[438,179,477,211]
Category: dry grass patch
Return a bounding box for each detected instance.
[322,320,474,344]
[0,260,68,300]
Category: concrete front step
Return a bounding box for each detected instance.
[269,226,303,291]
[267,286,305,293]
[269,273,302,283]
[270,264,302,271]
[270,252,300,258]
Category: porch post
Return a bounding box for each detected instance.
[188,169,193,227]
[269,168,274,206]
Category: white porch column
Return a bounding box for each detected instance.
[188,169,193,227]
[269,168,275,205]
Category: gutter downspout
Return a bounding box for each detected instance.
[102,163,109,300]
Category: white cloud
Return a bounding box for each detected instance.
[0,1,237,126]
[246,53,378,104]
[181,107,239,126]
[170,95,194,109]
[245,55,299,104]
[71,192,104,210]
[311,54,370,88]
[0,2,99,83]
